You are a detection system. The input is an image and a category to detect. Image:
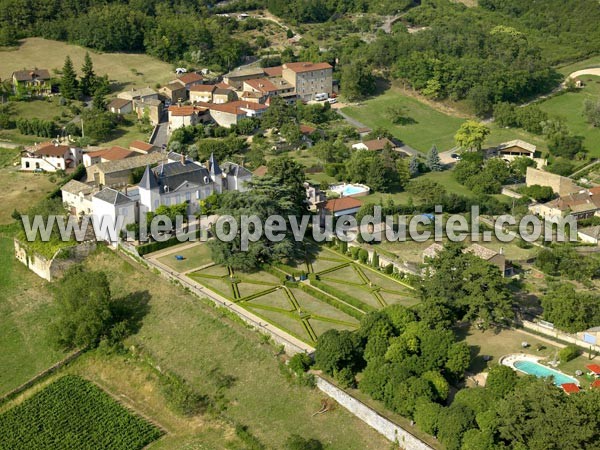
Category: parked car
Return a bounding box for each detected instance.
[327,98,337,104]
[315,93,329,101]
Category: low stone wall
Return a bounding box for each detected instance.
[315,376,435,450]
[523,320,600,353]
[501,187,523,199]
[14,239,97,281]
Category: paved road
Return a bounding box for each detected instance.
[150,120,169,149]
[335,109,420,157]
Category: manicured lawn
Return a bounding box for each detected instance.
[156,243,213,272]
[86,251,390,449]
[343,85,548,153]
[0,38,173,89]
[536,75,600,157]
[0,236,66,395]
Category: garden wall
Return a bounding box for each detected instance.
[315,376,435,450]
[523,320,600,353]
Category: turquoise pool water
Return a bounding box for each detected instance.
[514,360,577,386]
[341,185,366,196]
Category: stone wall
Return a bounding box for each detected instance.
[526,167,580,196]
[523,320,600,353]
[315,376,435,450]
[14,239,97,281]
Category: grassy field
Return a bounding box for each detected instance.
[557,55,600,76]
[156,243,213,272]
[343,85,548,153]
[536,75,600,157]
[0,375,162,449]
[0,38,173,89]
[0,235,66,395]
[82,250,389,449]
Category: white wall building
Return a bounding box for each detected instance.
[92,187,137,245]
[61,179,95,216]
[21,142,82,172]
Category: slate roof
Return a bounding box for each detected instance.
[13,69,51,81]
[151,160,212,193]
[93,187,134,205]
[222,162,251,178]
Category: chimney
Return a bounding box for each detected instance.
[181,153,185,165]
[499,247,504,255]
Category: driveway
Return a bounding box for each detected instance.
[150,120,169,150]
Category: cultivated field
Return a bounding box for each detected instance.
[0,38,173,89]
[0,375,162,449]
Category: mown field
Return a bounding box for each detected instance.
[0,375,162,450]
[536,75,600,157]
[0,234,66,395]
[0,38,173,88]
[342,85,549,153]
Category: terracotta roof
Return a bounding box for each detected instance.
[545,190,600,213]
[354,138,395,151]
[216,81,233,89]
[591,379,600,389]
[168,105,208,116]
[107,98,131,109]
[561,383,580,394]
[209,101,268,115]
[244,78,278,93]
[264,66,283,77]
[253,165,268,176]
[32,142,70,157]
[129,140,154,152]
[324,197,363,213]
[299,124,317,135]
[162,81,186,92]
[12,69,51,81]
[586,364,600,374]
[283,62,332,73]
[190,84,216,93]
[177,72,203,84]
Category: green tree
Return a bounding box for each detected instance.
[426,144,443,172]
[80,52,96,97]
[340,61,376,101]
[408,155,419,177]
[396,158,411,189]
[486,364,518,399]
[583,98,600,128]
[60,55,79,100]
[414,398,442,435]
[267,156,307,215]
[454,121,490,152]
[314,329,357,375]
[49,266,112,349]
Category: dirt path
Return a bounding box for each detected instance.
[567,68,600,79]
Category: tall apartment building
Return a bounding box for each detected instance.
[281,62,333,101]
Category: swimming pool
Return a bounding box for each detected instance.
[329,183,370,197]
[513,360,578,386]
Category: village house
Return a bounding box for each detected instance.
[129,140,156,154]
[175,72,205,92]
[423,243,512,277]
[21,141,82,172]
[577,225,600,245]
[92,187,137,245]
[207,101,268,128]
[351,138,398,152]
[223,67,269,89]
[190,84,217,103]
[159,81,187,104]
[82,146,138,167]
[281,62,333,101]
[107,98,133,115]
[322,197,363,218]
[488,140,546,168]
[239,91,264,104]
[530,187,600,222]
[167,105,209,131]
[242,77,295,103]
[138,153,251,214]
[61,179,95,216]
[86,152,164,188]
[133,98,163,125]
[213,87,237,104]
[12,69,52,96]
[117,87,159,102]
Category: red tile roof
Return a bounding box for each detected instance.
[299,124,317,135]
[591,379,600,389]
[283,62,332,73]
[264,66,283,77]
[324,197,363,213]
[177,72,203,84]
[209,101,268,115]
[356,138,395,151]
[190,84,216,93]
[586,364,600,374]
[561,383,580,394]
[129,140,154,152]
[86,146,136,161]
[32,142,70,157]
[168,105,208,116]
[244,78,278,93]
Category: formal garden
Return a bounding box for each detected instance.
[157,243,419,344]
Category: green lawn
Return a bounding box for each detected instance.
[156,243,213,272]
[536,75,600,157]
[557,55,600,76]
[0,236,66,395]
[343,85,548,153]
[85,251,389,449]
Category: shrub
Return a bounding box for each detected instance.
[371,251,379,268]
[384,264,394,274]
[350,247,360,260]
[289,353,312,375]
[559,345,579,363]
[159,372,209,416]
[358,249,369,263]
[334,366,356,388]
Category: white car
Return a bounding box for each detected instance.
[327,98,337,104]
